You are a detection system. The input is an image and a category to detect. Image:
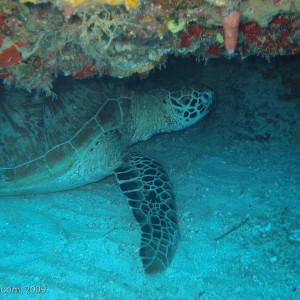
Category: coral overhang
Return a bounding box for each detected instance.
[0,0,299,93]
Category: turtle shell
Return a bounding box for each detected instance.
[0,78,131,195]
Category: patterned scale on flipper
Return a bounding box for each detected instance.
[115,153,179,273]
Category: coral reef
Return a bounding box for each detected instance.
[64,0,139,9]
[0,0,299,92]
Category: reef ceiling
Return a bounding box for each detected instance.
[0,0,299,93]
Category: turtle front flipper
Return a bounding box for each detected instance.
[114,153,179,273]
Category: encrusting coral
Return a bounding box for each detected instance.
[64,0,139,9]
[0,0,299,93]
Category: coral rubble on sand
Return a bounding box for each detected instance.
[0,0,299,93]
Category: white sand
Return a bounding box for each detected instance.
[0,56,299,299]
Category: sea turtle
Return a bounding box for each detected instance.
[0,77,214,273]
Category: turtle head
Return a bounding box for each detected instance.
[125,84,214,143]
[164,85,215,130]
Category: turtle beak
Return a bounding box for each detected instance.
[211,91,216,109]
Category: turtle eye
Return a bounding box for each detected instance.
[200,92,211,104]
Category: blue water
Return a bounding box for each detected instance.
[0,56,299,299]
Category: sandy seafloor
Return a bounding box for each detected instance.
[0,55,299,300]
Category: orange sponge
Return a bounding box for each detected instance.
[221,8,241,55]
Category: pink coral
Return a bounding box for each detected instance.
[220,8,241,55]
